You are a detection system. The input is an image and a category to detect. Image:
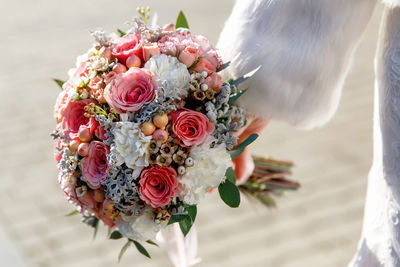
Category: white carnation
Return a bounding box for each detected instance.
[180,141,233,205]
[116,209,161,242]
[144,54,190,97]
[112,121,152,169]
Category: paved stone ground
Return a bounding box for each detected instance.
[0,1,383,266]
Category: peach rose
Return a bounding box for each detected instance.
[54,89,69,123]
[171,109,214,146]
[143,43,161,62]
[104,68,156,113]
[81,141,110,189]
[204,72,222,93]
[62,99,98,140]
[112,34,144,64]
[178,46,199,67]
[191,58,216,74]
[139,165,178,208]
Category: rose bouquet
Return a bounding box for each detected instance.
[52,8,298,260]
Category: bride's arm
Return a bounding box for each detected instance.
[217,0,376,129]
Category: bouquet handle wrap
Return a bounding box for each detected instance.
[163,224,200,267]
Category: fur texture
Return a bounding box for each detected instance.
[382,0,400,7]
[217,0,376,129]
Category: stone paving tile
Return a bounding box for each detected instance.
[0,1,383,267]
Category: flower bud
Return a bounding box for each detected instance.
[69,139,80,153]
[153,129,168,143]
[91,189,105,203]
[126,54,141,68]
[99,47,113,61]
[78,142,89,157]
[141,122,156,135]
[78,128,93,142]
[153,113,169,129]
[112,63,127,74]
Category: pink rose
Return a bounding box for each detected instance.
[62,99,99,140]
[112,34,144,64]
[95,125,108,141]
[204,72,222,93]
[178,46,199,67]
[88,76,105,93]
[54,89,70,123]
[143,43,161,62]
[158,32,222,69]
[171,109,214,146]
[54,138,64,163]
[104,71,117,84]
[104,68,156,113]
[81,141,110,189]
[192,58,216,74]
[139,166,178,208]
[63,61,90,91]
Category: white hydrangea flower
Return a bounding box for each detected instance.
[116,209,161,242]
[112,121,152,169]
[179,139,233,205]
[144,54,190,97]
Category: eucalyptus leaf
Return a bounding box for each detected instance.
[176,11,189,29]
[118,241,131,262]
[133,240,151,258]
[109,231,123,240]
[93,218,100,240]
[65,210,78,216]
[225,167,236,184]
[168,214,187,225]
[218,180,241,208]
[229,66,261,87]
[146,240,159,247]
[229,134,259,159]
[185,205,197,222]
[228,89,247,104]
[53,79,65,89]
[179,216,193,237]
[117,28,126,37]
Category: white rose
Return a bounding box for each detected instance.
[144,54,190,97]
[112,122,152,169]
[180,141,233,205]
[116,209,161,242]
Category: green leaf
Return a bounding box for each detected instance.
[93,218,99,240]
[229,134,259,159]
[117,28,126,37]
[185,205,197,222]
[176,11,189,29]
[132,240,151,258]
[146,240,159,247]
[225,167,236,184]
[65,210,78,216]
[218,180,241,208]
[109,231,123,240]
[229,89,247,104]
[118,241,131,262]
[53,79,65,89]
[179,216,193,237]
[168,214,187,225]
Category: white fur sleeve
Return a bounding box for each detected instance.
[217,0,376,129]
[382,0,400,7]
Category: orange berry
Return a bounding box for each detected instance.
[69,140,80,153]
[126,54,141,68]
[153,113,169,129]
[78,128,93,142]
[152,129,168,143]
[78,142,89,157]
[141,122,156,135]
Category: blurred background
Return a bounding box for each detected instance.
[0,0,382,266]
